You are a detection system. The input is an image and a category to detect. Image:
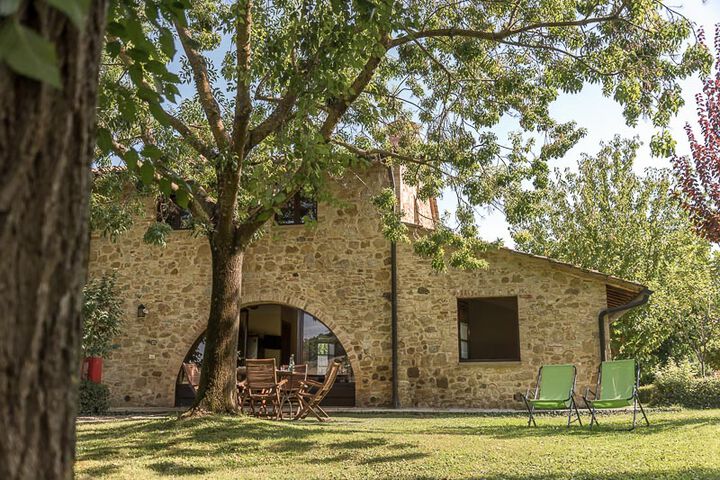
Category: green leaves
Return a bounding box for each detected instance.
[0,20,61,88]
[139,160,155,185]
[174,188,189,209]
[0,0,90,87]
[82,273,123,357]
[143,222,172,247]
[159,28,176,58]
[372,188,409,244]
[94,0,708,275]
[96,128,113,155]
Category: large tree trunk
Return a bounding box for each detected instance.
[192,240,244,413]
[0,2,107,479]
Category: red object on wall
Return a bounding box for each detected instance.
[82,357,103,383]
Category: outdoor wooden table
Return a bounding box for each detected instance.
[277,369,306,419]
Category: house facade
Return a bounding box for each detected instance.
[88,163,647,409]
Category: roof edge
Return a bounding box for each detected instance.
[499,247,646,293]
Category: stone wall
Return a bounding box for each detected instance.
[88,164,394,407]
[89,162,632,409]
[394,165,437,229]
[395,242,609,408]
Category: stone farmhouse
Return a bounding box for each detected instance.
[89,163,649,409]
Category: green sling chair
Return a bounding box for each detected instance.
[583,359,649,430]
[521,364,582,427]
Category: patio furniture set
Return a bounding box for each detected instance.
[183,357,341,420]
[233,358,342,421]
[521,358,650,430]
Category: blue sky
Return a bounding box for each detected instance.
[435,0,720,247]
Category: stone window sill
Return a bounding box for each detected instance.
[458,360,522,367]
[272,223,313,229]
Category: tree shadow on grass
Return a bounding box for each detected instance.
[147,461,211,476]
[78,463,121,478]
[76,412,719,477]
[78,415,373,473]
[360,451,428,465]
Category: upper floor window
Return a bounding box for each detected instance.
[275,193,317,225]
[458,296,520,362]
[157,195,192,230]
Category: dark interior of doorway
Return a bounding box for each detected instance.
[176,304,355,407]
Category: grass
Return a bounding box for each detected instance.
[75,409,720,479]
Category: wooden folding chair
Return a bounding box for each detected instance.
[294,359,342,421]
[244,358,284,419]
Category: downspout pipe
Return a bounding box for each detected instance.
[390,241,399,408]
[387,167,400,408]
[598,288,653,362]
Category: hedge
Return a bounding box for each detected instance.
[79,380,110,415]
[649,362,720,408]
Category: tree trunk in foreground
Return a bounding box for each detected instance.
[192,242,244,413]
[0,2,107,479]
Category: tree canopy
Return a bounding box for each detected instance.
[96,0,711,263]
[510,136,718,371]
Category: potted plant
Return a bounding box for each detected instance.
[81,272,123,383]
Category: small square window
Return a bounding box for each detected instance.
[275,193,317,225]
[457,297,520,362]
[157,196,192,230]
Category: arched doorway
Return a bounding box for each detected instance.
[175,303,355,407]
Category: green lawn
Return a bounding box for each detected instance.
[76,409,720,479]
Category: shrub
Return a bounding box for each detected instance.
[82,272,123,358]
[652,361,720,408]
[79,380,110,415]
[637,384,656,404]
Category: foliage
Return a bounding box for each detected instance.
[673,25,720,242]
[510,137,715,371]
[143,221,173,247]
[91,169,145,241]
[76,411,720,478]
[95,0,711,267]
[674,254,720,376]
[78,380,110,415]
[0,0,92,87]
[652,361,720,409]
[82,273,124,358]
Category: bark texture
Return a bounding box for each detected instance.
[192,242,244,413]
[0,2,107,479]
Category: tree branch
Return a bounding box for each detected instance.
[174,16,231,150]
[320,35,391,139]
[497,39,621,77]
[114,45,217,160]
[246,53,324,151]
[389,3,628,48]
[232,0,253,156]
[110,138,215,225]
[330,138,457,179]
[246,91,300,150]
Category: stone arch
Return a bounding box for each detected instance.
[173,292,361,406]
[238,292,362,384]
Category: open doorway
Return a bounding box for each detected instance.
[176,304,355,407]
